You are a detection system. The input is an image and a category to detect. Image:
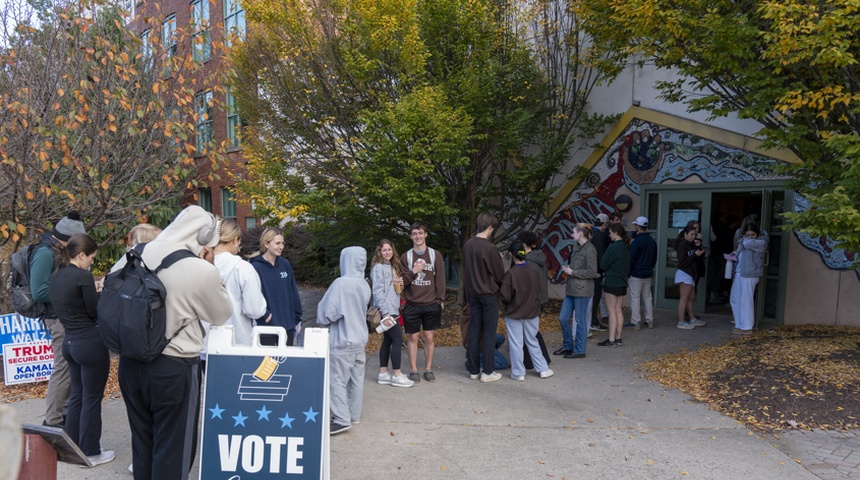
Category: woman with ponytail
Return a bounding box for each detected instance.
[49,234,115,467]
[500,241,553,381]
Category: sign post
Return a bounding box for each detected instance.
[200,325,330,479]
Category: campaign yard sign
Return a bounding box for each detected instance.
[3,341,54,385]
[0,313,50,346]
[200,325,330,480]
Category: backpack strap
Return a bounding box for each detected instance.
[156,249,198,272]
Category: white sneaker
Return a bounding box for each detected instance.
[511,374,525,381]
[469,373,481,380]
[690,318,706,327]
[82,450,115,468]
[676,322,695,330]
[128,463,133,473]
[480,372,502,383]
[539,369,554,379]
[377,372,392,385]
[389,374,415,388]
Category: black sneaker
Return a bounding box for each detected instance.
[330,422,351,435]
[597,339,615,347]
[590,324,608,332]
[614,338,623,346]
[564,352,586,359]
[552,348,572,356]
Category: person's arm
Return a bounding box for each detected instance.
[240,264,269,321]
[489,246,506,286]
[434,249,447,304]
[499,271,514,305]
[29,247,53,303]
[742,232,769,252]
[315,289,341,326]
[370,264,386,308]
[599,243,615,272]
[287,262,303,327]
[79,270,99,319]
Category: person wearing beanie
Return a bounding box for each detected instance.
[109,205,232,479]
[30,210,87,428]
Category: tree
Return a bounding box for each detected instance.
[581,0,860,257]
[0,0,230,246]
[232,0,619,270]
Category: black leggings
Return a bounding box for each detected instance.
[379,323,404,371]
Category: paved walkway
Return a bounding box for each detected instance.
[4,298,858,479]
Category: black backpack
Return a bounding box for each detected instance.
[97,245,196,362]
[9,242,47,319]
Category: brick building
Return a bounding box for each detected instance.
[123,0,257,229]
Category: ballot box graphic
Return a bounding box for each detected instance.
[200,326,330,479]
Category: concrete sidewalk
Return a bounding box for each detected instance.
[4,307,852,479]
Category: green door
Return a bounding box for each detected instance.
[653,190,711,313]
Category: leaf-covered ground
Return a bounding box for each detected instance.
[640,325,860,432]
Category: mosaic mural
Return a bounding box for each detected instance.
[540,118,858,278]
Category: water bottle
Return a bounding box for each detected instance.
[376,315,396,334]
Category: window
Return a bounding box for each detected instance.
[139,29,153,70]
[194,90,213,155]
[226,88,241,149]
[162,15,177,57]
[191,0,211,62]
[199,188,212,212]
[245,217,256,229]
[222,188,237,219]
[224,0,245,46]
[123,0,135,22]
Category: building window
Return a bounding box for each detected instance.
[224,0,245,46]
[222,188,237,219]
[162,15,177,57]
[191,0,211,62]
[199,188,212,212]
[245,217,256,229]
[226,88,241,149]
[123,0,135,22]
[194,90,213,155]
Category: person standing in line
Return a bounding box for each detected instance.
[627,217,657,329]
[400,222,446,384]
[598,223,631,347]
[317,246,372,435]
[500,241,554,381]
[113,206,232,480]
[589,213,610,333]
[463,212,506,383]
[370,239,414,388]
[49,234,114,466]
[730,223,769,335]
[517,231,553,369]
[555,223,598,358]
[250,228,303,346]
[675,225,706,330]
[213,219,269,347]
[30,211,87,428]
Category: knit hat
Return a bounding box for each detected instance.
[53,211,86,241]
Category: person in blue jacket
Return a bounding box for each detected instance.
[250,228,302,346]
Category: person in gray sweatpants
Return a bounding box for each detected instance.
[317,246,372,435]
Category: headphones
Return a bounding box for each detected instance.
[197,213,219,246]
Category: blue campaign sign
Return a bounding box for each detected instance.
[200,326,330,479]
[0,313,50,348]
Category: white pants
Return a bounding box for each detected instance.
[505,317,548,378]
[628,276,653,324]
[330,352,366,425]
[730,276,759,330]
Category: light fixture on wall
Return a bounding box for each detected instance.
[614,194,633,213]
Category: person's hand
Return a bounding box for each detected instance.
[413,258,426,274]
[563,266,572,275]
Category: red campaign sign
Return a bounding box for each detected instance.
[3,341,54,386]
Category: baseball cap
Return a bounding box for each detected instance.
[595,213,609,225]
[632,216,649,227]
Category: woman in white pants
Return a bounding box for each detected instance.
[730,223,769,334]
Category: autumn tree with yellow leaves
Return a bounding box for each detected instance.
[0,0,230,246]
[582,0,860,257]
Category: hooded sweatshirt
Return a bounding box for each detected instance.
[215,252,268,345]
[317,246,371,355]
[524,249,549,306]
[109,206,232,359]
[250,254,302,332]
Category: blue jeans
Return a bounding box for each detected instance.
[467,294,499,375]
[572,296,590,355]
[506,317,548,377]
[557,296,575,351]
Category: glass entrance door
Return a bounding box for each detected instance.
[654,191,711,313]
[756,189,788,326]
